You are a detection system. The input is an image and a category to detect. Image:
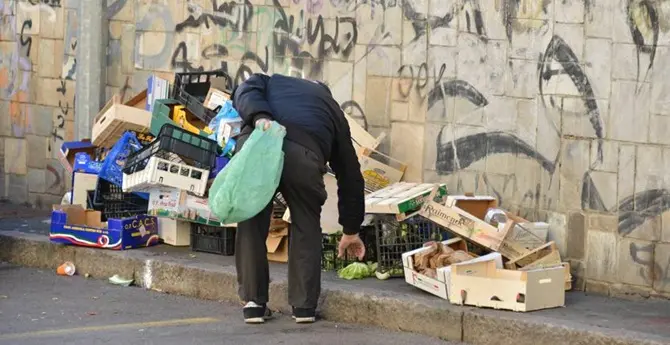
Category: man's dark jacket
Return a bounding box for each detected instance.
[232,73,364,236]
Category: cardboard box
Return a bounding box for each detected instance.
[73,152,103,174]
[504,242,572,291]
[147,75,170,112]
[147,187,235,227]
[71,172,98,207]
[58,140,97,173]
[420,189,530,260]
[449,260,565,312]
[365,183,448,215]
[267,226,288,262]
[358,148,407,192]
[49,205,159,250]
[91,91,153,148]
[402,239,503,300]
[157,218,191,246]
[282,173,342,234]
[204,87,231,110]
[508,222,549,251]
[344,114,385,154]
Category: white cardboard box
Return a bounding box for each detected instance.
[158,218,191,246]
[401,239,503,300]
[449,260,565,312]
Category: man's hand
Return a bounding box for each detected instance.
[255,119,271,131]
[338,234,365,260]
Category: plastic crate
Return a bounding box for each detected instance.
[122,155,210,196]
[124,123,218,176]
[321,226,378,271]
[172,71,232,100]
[190,223,235,256]
[374,215,451,277]
[98,131,144,187]
[172,71,233,123]
[174,87,218,124]
[150,99,211,137]
[87,179,149,221]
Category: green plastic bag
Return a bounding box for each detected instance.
[208,122,286,224]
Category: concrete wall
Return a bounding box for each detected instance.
[1,0,670,298]
[0,0,76,208]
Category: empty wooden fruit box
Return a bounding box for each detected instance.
[92,91,153,148]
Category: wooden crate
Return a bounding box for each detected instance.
[449,260,566,312]
[419,186,529,260]
[365,182,448,219]
[91,91,153,148]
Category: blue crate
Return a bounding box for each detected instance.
[98,131,143,186]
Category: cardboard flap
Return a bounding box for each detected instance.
[84,210,103,228]
[266,236,283,253]
[266,227,288,253]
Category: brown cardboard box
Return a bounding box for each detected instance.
[358,147,407,192]
[420,188,530,260]
[267,226,289,263]
[204,88,231,110]
[53,204,104,228]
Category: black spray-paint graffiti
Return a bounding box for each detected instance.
[616,188,670,236]
[500,0,552,42]
[626,0,659,89]
[28,0,60,7]
[402,0,488,43]
[629,241,670,288]
[48,79,68,153]
[459,0,487,39]
[401,1,453,42]
[170,41,269,87]
[396,63,488,111]
[436,131,556,175]
[273,0,357,78]
[428,79,488,111]
[539,35,603,164]
[176,0,254,33]
[340,100,368,130]
[19,20,32,57]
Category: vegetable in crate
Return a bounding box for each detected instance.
[208,122,286,224]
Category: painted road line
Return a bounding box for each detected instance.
[0,317,220,340]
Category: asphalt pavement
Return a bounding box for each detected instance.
[0,263,457,345]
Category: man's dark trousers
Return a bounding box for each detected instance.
[235,137,327,309]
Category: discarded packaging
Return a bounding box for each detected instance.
[56,261,76,276]
[108,275,134,287]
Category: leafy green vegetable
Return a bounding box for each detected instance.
[337,262,371,280]
[367,262,378,272]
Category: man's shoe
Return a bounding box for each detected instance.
[292,307,316,324]
[243,301,272,324]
